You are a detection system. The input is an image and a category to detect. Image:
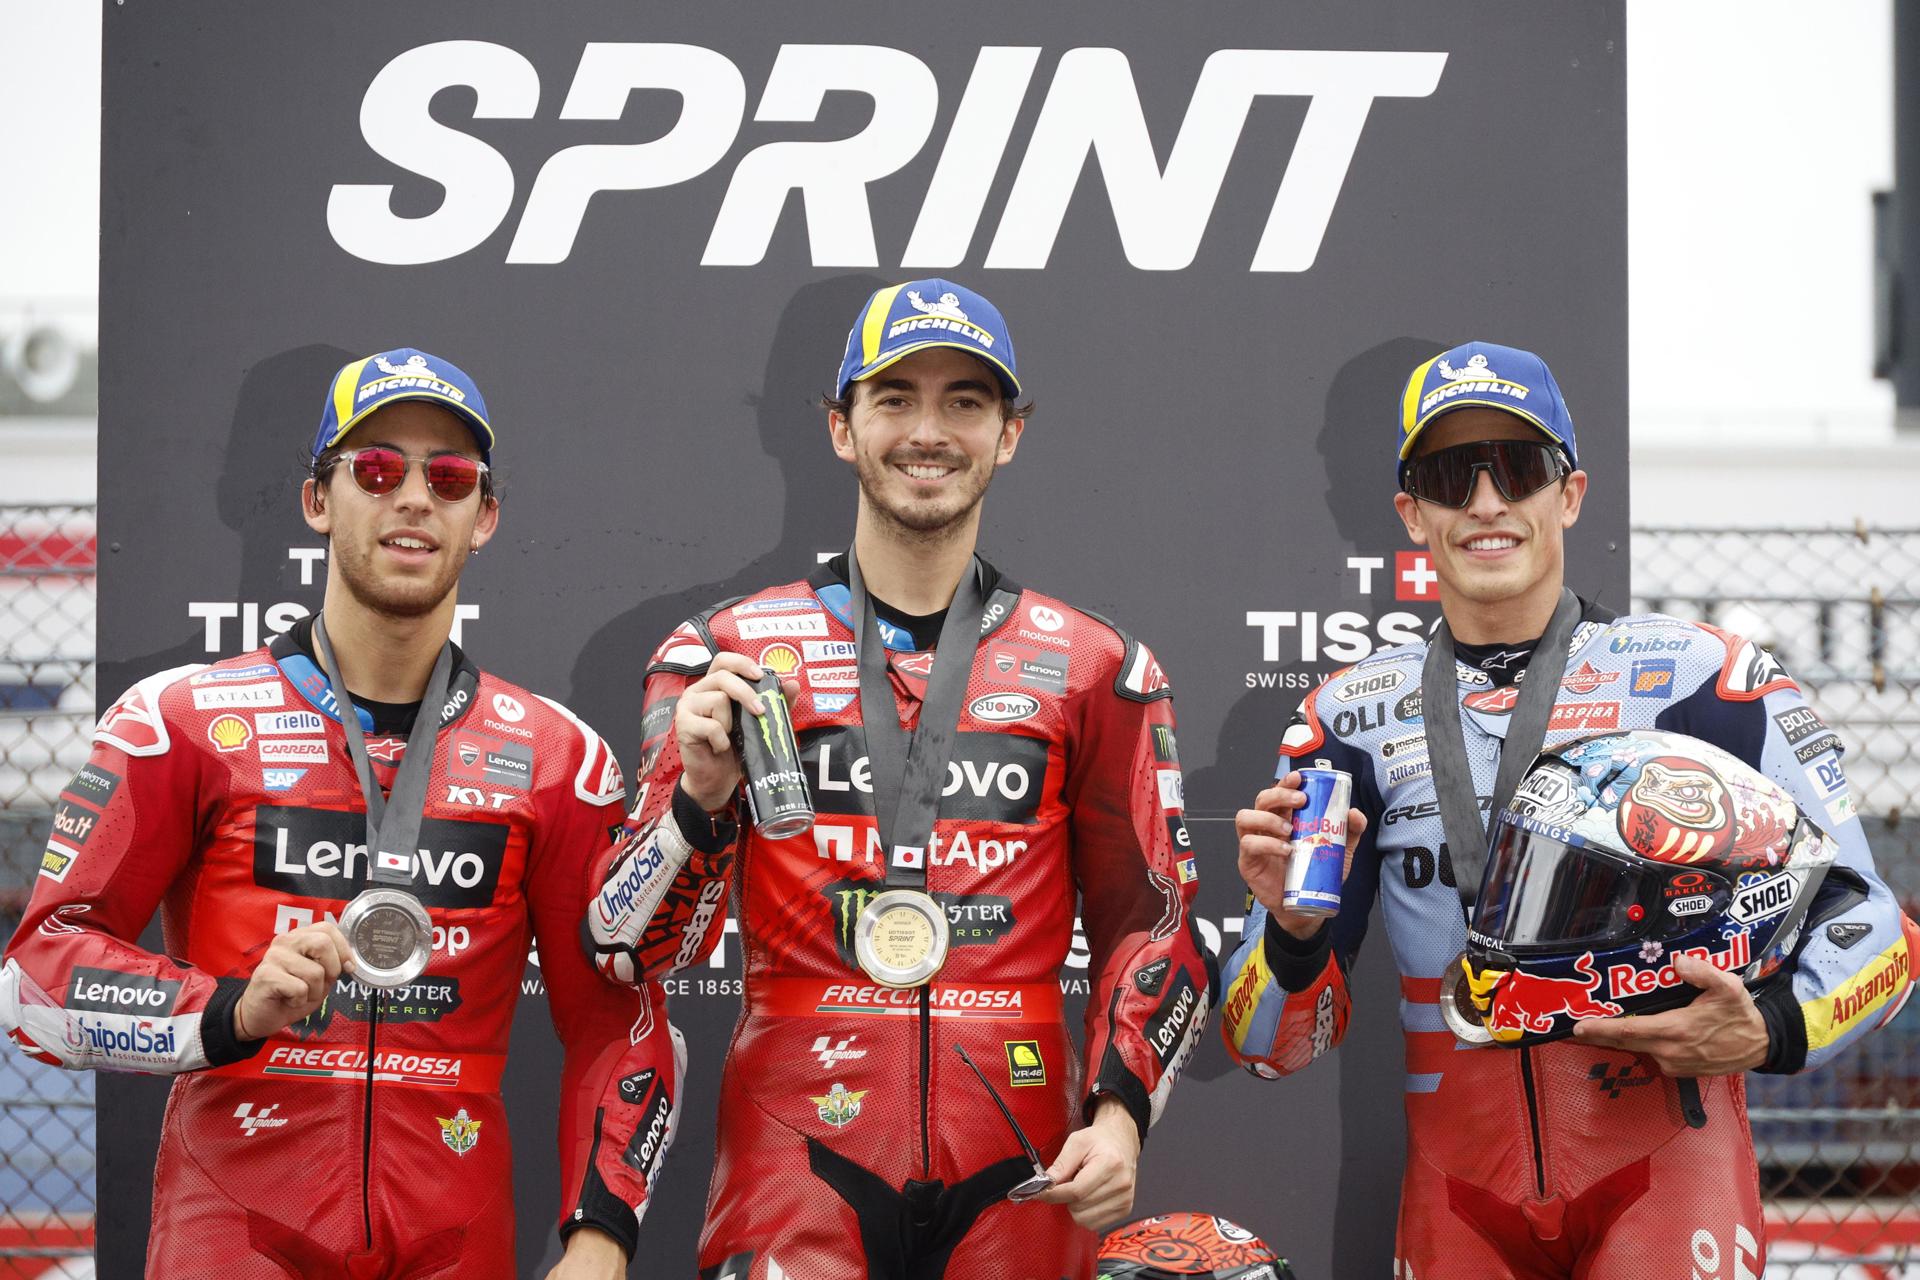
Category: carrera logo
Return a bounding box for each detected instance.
[328,44,1447,272]
[252,805,508,908]
[968,692,1039,724]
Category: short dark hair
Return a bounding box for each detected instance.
[308,444,499,503]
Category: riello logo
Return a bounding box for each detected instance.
[327,42,1448,269]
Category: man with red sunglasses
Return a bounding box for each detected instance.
[1222,341,1914,1277]
[0,348,681,1279]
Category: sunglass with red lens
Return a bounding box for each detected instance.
[341,447,488,502]
[1402,439,1565,508]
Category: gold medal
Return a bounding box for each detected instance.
[853,889,950,988]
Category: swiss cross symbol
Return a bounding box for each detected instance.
[1396,552,1439,601]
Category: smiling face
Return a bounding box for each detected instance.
[302,400,498,620]
[829,346,1023,542]
[1393,407,1587,641]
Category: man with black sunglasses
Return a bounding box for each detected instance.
[588,280,1215,1279]
[1222,341,1913,1277]
[0,348,682,1278]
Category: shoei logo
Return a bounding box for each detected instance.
[328,43,1446,270]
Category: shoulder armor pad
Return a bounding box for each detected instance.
[1080,606,1171,703]
[646,600,738,677]
[94,663,206,757]
[1695,622,1799,702]
[534,695,627,805]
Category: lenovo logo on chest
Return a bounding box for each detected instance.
[252,805,509,909]
[329,43,1445,271]
[801,727,1048,826]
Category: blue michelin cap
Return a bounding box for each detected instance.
[835,279,1020,401]
[1397,341,1578,483]
[310,348,494,465]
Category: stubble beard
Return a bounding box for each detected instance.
[854,445,996,545]
[331,535,463,621]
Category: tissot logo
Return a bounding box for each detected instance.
[801,727,1047,825]
[252,805,508,908]
[328,43,1446,271]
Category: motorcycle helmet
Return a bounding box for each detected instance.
[1098,1212,1297,1280]
[1440,729,1837,1046]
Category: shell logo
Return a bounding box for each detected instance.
[758,644,802,677]
[207,715,252,753]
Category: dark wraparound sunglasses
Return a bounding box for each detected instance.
[334,446,489,503]
[1402,439,1566,508]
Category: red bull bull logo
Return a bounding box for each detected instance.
[1479,953,1623,1038]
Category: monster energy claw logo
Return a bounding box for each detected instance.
[757,688,795,765]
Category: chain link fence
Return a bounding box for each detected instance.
[1635,526,1920,1278]
[0,505,96,1278]
[0,511,1915,1276]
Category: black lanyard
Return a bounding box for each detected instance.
[847,551,988,890]
[312,613,454,890]
[1421,589,1581,915]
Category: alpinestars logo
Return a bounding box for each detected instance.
[329,43,1445,270]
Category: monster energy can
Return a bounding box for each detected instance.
[739,670,814,839]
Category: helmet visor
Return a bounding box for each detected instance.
[1471,817,1667,952]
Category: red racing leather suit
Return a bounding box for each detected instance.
[591,562,1214,1280]
[1220,608,1915,1280]
[0,625,682,1279]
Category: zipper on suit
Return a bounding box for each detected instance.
[1519,1043,1547,1197]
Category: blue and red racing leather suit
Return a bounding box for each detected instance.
[0,622,682,1279]
[1220,606,1915,1280]
[592,560,1215,1280]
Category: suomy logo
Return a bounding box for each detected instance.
[328,43,1446,270]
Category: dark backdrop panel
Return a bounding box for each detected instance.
[98,4,1625,1276]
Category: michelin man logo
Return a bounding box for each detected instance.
[1438,353,1495,382]
[907,290,969,321]
[375,353,438,380]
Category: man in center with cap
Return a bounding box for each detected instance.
[1220,342,1912,1277]
[589,280,1215,1278]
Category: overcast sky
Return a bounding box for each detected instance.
[0,2,1898,442]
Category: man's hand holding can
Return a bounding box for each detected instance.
[673,651,803,815]
[1235,768,1369,939]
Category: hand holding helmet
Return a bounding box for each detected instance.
[1439,730,1838,1055]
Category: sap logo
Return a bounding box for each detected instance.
[328,43,1446,271]
[262,769,306,791]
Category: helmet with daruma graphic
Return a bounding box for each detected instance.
[1098,1212,1297,1280]
[1440,729,1837,1047]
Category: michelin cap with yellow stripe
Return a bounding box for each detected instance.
[311,348,496,466]
[1397,340,1579,485]
[836,278,1021,401]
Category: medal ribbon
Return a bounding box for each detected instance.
[847,550,990,891]
[1421,589,1582,916]
[312,613,455,889]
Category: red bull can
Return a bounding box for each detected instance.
[1283,760,1352,917]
